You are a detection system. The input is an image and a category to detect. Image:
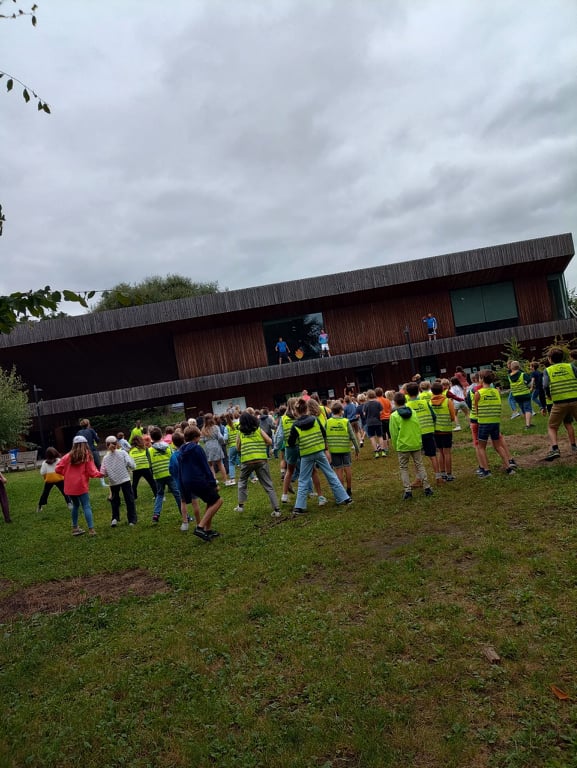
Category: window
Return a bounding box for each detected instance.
[451,281,518,335]
[263,313,324,366]
[547,273,570,320]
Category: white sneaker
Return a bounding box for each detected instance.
[110,519,118,527]
[234,505,244,512]
[225,479,236,486]
[180,522,189,532]
[271,509,282,518]
[281,494,289,503]
[318,496,328,506]
[309,492,318,498]
[510,412,521,420]
[250,477,258,484]
[453,425,461,431]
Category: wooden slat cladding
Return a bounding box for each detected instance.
[323,294,456,355]
[174,321,267,378]
[1,233,573,349]
[515,275,553,324]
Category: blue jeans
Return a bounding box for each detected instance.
[70,493,94,529]
[228,446,240,480]
[508,392,517,412]
[153,476,181,517]
[295,451,350,510]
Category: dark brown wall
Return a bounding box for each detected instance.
[174,321,268,378]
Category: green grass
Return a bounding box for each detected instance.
[1,412,576,768]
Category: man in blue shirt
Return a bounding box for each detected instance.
[275,337,292,365]
[422,313,438,340]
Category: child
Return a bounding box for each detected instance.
[176,426,223,541]
[169,430,201,532]
[148,426,181,524]
[276,397,299,503]
[36,447,72,514]
[129,434,157,501]
[100,436,137,526]
[375,387,391,456]
[326,401,359,498]
[223,412,240,485]
[0,470,11,523]
[234,411,281,518]
[287,398,352,515]
[200,414,230,484]
[362,389,384,458]
[389,392,433,500]
[430,381,456,481]
[405,381,441,485]
[508,361,534,429]
[55,436,103,536]
[474,370,517,478]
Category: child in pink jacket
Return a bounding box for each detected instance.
[56,436,103,536]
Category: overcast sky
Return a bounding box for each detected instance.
[1,0,576,313]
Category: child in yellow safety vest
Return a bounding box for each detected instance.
[326,401,359,498]
[234,411,281,518]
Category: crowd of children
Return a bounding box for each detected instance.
[4,351,574,540]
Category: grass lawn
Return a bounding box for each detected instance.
[1,411,576,767]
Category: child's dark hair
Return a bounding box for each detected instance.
[171,431,185,449]
[295,398,309,416]
[548,347,564,364]
[405,381,419,398]
[394,392,406,407]
[44,447,61,464]
[431,382,443,395]
[331,402,343,415]
[149,426,162,442]
[131,435,144,448]
[184,426,201,442]
[239,411,259,434]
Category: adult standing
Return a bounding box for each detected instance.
[319,329,330,357]
[422,313,438,341]
[542,347,577,460]
[275,337,292,365]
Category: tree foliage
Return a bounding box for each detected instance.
[91,275,219,312]
[0,1,50,113]
[0,288,94,334]
[0,366,31,450]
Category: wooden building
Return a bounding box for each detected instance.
[0,233,575,447]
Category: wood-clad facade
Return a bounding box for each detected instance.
[0,234,574,444]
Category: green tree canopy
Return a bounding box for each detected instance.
[0,366,31,450]
[91,275,219,312]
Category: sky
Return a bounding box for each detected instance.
[1,0,576,314]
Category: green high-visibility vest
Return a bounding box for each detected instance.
[476,388,502,424]
[326,417,350,454]
[430,397,452,432]
[238,430,268,462]
[406,398,435,434]
[546,363,577,402]
[508,373,530,397]
[293,419,325,456]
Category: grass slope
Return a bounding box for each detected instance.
[0,413,576,768]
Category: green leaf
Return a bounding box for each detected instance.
[6,79,13,92]
[37,100,43,111]
[22,88,30,103]
[31,14,37,26]
[42,103,51,114]
[87,291,96,299]
[62,290,80,302]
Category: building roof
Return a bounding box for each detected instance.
[1,233,573,349]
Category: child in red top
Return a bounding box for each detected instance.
[56,436,103,536]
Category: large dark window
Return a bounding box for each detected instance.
[547,273,570,320]
[263,313,323,366]
[451,281,518,335]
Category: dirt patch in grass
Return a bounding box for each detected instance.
[0,568,170,621]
